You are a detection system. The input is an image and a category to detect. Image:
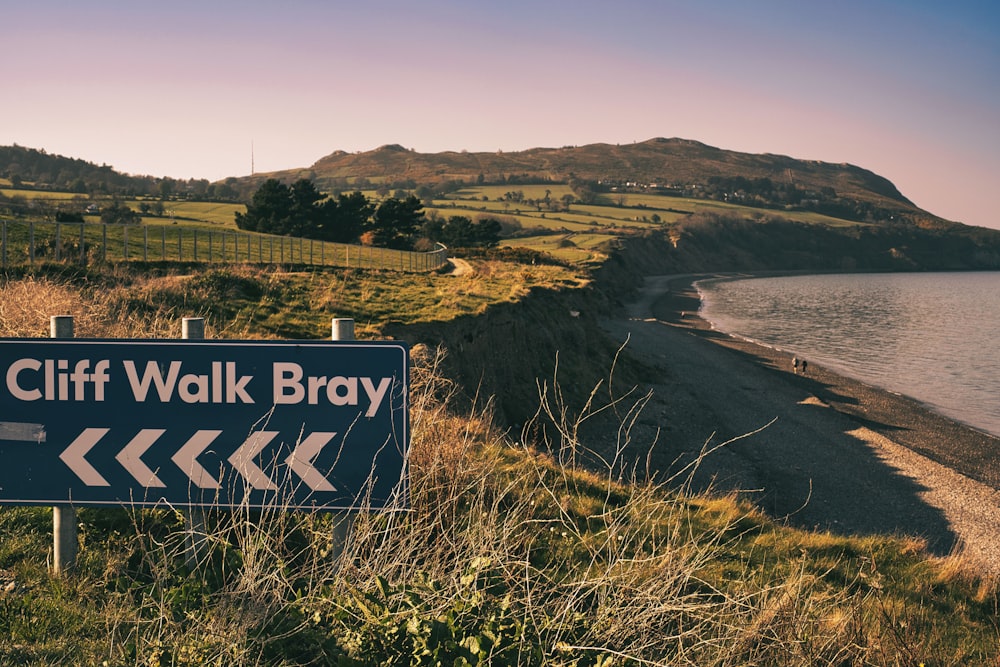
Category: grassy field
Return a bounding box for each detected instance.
[0,220,446,272]
[0,188,82,201]
[3,180,872,274]
[498,232,617,264]
[156,201,245,226]
[427,186,868,238]
[0,264,995,665]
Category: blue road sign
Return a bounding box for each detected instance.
[0,339,408,510]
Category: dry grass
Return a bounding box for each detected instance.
[0,273,214,339]
[0,269,997,665]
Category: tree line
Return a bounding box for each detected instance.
[1,145,249,201]
[234,179,501,250]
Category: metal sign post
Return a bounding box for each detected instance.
[50,315,76,576]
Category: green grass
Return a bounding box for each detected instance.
[435,186,871,233]
[3,180,873,276]
[0,220,446,272]
[0,188,243,227]
[450,184,576,201]
[0,188,82,201]
[500,233,616,264]
[158,201,245,226]
[0,264,996,665]
[0,262,588,339]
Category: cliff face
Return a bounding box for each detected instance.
[388,222,1000,426]
[386,279,632,427]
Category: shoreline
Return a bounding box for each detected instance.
[664,273,1000,491]
[598,273,1000,575]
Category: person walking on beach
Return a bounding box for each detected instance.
[800,359,808,374]
[792,357,800,374]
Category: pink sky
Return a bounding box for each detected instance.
[3,0,998,229]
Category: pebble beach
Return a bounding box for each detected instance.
[599,274,1000,575]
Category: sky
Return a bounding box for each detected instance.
[3,0,998,229]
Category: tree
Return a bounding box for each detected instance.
[235,179,294,234]
[100,199,141,225]
[440,216,476,247]
[422,215,502,248]
[474,217,502,248]
[318,191,373,243]
[235,179,380,244]
[370,195,424,249]
[288,179,325,236]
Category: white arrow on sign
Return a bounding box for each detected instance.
[60,427,111,487]
[59,428,338,494]
[171,430,223,489]
[285,431,337,492]
[228,431,278,490]
[115,429,166,488]
[0,421,46,442]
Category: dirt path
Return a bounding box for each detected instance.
[445,258,473,276]
[597,274,1000,575]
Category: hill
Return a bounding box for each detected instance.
[0,145,244,200]
[311,138,904,200]
[265,138,938,227]
[0,138,967,229]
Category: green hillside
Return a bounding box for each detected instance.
[282,138,933,226]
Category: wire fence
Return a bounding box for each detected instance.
[0,220,449,272]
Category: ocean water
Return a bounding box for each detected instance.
[696,272,1000,438]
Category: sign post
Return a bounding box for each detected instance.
[0,333,409,514]
[182,317,208,570]
[331,318,356,563]
[50,315,76,576]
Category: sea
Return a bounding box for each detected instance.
[695,271,1000,439]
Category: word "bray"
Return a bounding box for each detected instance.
[273,362,391,417]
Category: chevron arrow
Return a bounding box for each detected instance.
[171,429,222,489]
[228,431,278,490]
[115,429,166,488]
[60,428,111,487]
[285,431,337,492]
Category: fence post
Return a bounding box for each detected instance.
[50,315,78,575]
[79,223,85,265]
[2,220,6,268]
[181,317,209,569]
[330,318,356,565]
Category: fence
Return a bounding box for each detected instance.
[0,220,449,272]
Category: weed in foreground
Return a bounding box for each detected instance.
[0,274,997,665]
